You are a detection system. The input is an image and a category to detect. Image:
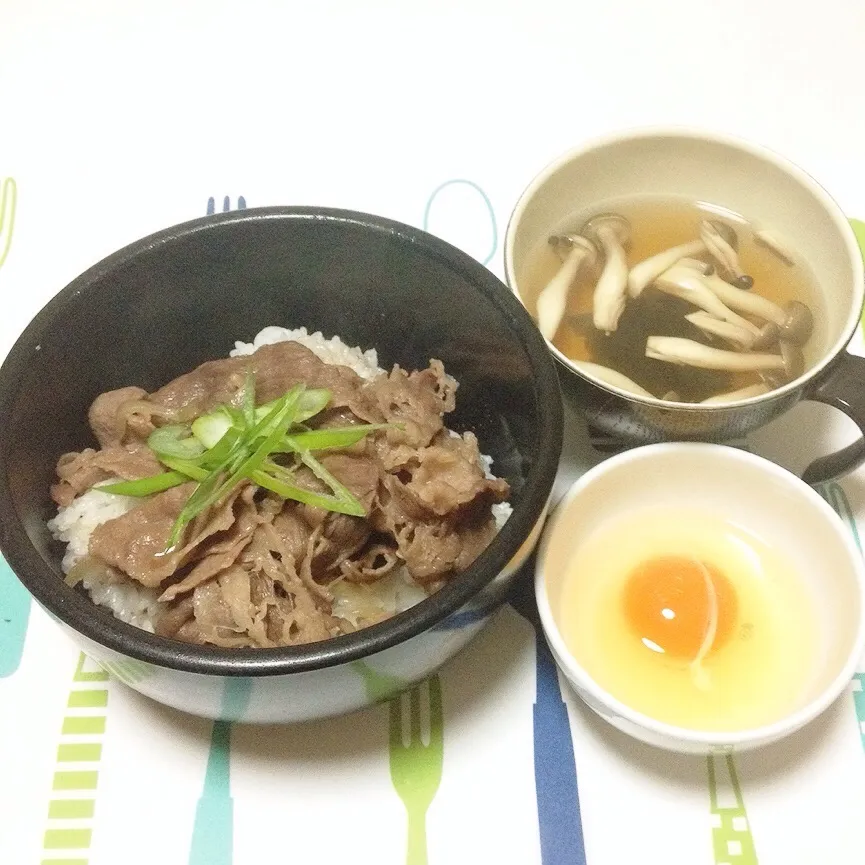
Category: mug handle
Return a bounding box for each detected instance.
[801,351,865,484]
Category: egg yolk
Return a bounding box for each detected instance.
[623,556,738,660]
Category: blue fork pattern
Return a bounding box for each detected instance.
[186,194,249,865]
[423,176,587,861]
[510,573,587,864]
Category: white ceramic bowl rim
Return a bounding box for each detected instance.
[535,442,865,748]
[504,125,865,410]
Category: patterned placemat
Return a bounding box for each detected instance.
[3,179,865,865]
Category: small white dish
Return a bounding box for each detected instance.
[536,443,865,754]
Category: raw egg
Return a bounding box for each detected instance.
[623,556,737,661]
[559,507,817,730]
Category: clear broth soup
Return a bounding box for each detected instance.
[521,195,827,403]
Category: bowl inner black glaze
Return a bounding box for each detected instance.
[0,207,562,675]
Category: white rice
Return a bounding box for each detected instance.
[47,484,162,632]
[231,326,381,381]
[49,327,513,633]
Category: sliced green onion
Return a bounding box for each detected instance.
[191,408,233,450]
[166,386,304,548]
[255,387,331,425]
[98,472,189,497]
[295,388,332,422]
[97,375,382,548]
[252,467,364,516]
[148,425,206,460]
[280,424,391,452]
[272,438,366,517]
[197,424,244,467]
[159,457,209,482]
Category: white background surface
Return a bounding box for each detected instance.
[3,2,865,863]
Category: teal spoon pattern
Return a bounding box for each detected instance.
[0,553,31,677]
[187,194,249,865]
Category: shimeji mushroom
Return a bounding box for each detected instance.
[582,213,632,334]
[700,383,771,404]
[750,300,814,349]
[654,264,761,336]
[673,262,814,347]
[684,311,757,350]
[627,238,706,299]
[645,337,786,373]
[700,220,754,289]
[536,235,598,340]
[779,341,805,380]
[676,258,714,275]
[573,360,655,399]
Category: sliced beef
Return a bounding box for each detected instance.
[352,359,457,455]
[53,342,512,649]
[405,431,509,516]
[340,541,401,583]
[241,526,335,644]
[158,486,265,602]
[88,483,245,587]
[148,341,365,422]
[88,386,149,447]
[268,508,315,566]
[154,595,195,639]
[314,512,370,574]
[373,470,500,584]
[176,573,261,648]
[320,450,380,512]
[52,442,163,507]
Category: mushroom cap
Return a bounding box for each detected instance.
[780,341,805,380]
[751,321,780,351]
[780,300,814,345]
[582,213,631,247]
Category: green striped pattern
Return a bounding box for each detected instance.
[41,653,109,865]
[0,177,16,270]
[708,753,759,864]
[817,482,865,752]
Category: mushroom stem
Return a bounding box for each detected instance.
[700,220,753,289]
[685,311,756,350]
[654,265,761,336]
[700,383,771,404]
[536,237,597,340]
[583,214,632,334]
[704,274,814,345]
[573,360,655,399]
[677,257,714,275]
[645,336,785,372]
[627,239,706,299]
[678,263,787,327]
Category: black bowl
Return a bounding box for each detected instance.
[0,207,562,721]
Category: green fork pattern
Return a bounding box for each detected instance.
[708,752,759,865]
[388,676,444,865]
[0,177,16,270]
[39,653,111,865]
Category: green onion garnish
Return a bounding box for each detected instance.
[98,377,393,551]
